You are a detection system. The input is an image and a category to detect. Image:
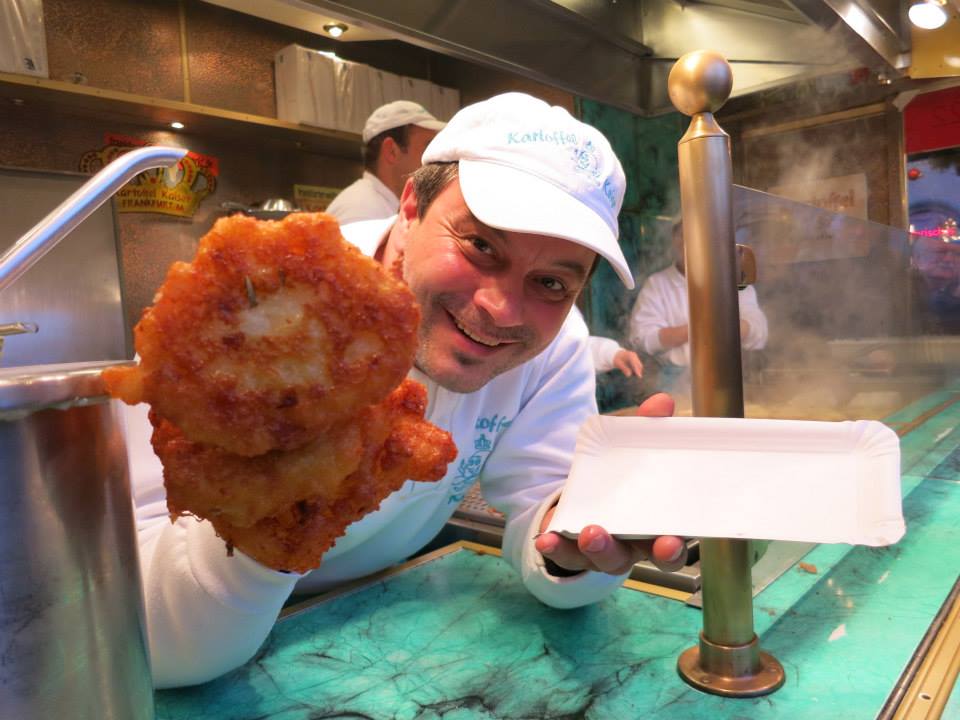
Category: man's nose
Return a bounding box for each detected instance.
[473,278,524,327]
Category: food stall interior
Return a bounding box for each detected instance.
[1,0,959,716]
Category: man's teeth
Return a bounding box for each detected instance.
[454,317,502,347]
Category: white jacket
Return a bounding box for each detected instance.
[324,171,399,225]
[128,217,627,689]
[628,265,768,367]
[569,307,624,374]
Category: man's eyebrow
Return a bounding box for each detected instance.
[551,259,591,278]
[450,210,506,240]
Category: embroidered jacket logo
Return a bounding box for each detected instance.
[448,413,514,504]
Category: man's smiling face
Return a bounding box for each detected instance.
[383,177,596,393]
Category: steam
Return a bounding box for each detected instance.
[734,170,924,420]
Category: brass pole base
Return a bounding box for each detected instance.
[677,633,785,697]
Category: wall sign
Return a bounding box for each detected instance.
[79,134,218,218]
[293,184,341,212]
[769,173,868,220]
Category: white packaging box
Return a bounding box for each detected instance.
[430,84,461,121]
[335,60,380,134]
[376,68,405,106]
[0,0,48,77]
[274,45,338,129]
[401,76,434,112]
[274,44,462,134]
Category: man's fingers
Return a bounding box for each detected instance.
[536,528,643,575]
[629,354,644,377]
[650,535,687,572]
[537,529,688,576]
[636,392,675,418]
[535,532,591,571]
[624,536,687,572]
[577,525,637,575]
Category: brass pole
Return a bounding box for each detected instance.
[670,50,785,697]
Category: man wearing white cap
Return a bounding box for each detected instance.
[134,93,684,688]
[325,100,445,225]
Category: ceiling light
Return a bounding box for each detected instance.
[323,22,348,38]
[908,0,948,29]
[170,121,185,130]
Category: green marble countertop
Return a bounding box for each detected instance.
[156,391,960,720]
[943,681,960,719]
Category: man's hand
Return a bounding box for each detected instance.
[612,349,644,378]
[534,392,687,576]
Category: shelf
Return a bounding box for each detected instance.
[0,71,361,159]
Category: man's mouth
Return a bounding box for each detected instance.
[451,313,512,348]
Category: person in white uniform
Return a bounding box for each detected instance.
[128,93,685,688]
[628,220,768,378]
[325,100,445,225]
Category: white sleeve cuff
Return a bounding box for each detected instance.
[588,336,622,373]
[517,491,630,609]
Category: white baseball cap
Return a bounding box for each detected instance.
[362,101,446,144]
[421,93,632,288]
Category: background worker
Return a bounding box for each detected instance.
[325,100,445,225]
[629,220,768,391]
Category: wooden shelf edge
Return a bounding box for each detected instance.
[0,71,362,159]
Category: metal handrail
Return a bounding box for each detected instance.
[0,145,187,293]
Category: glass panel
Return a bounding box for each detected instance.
[723,184,957,422]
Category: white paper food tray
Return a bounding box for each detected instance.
[547,416,904,547]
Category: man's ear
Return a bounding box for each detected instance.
[381,136,400,165]
[397,178,419,228]
[381,178,419,266]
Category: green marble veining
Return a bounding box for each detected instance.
[156,479,960,720]
[155,395,960,720]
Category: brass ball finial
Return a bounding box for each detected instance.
[667,50,733,116]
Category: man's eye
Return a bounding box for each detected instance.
[470,237,494,254]
[538,277,567,293]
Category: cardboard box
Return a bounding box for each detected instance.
[0,0,48,77]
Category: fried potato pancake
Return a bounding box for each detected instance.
[104,213,419,456]
[153,378,422,529]
[177,380,458,573]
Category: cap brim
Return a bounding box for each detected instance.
[413,119,446,133]
[458,160,634,289]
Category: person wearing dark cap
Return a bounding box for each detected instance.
[325,100,446,225]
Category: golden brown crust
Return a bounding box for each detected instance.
[103,212,419,456]
[150,379,434,530]
[194,380,458,573]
